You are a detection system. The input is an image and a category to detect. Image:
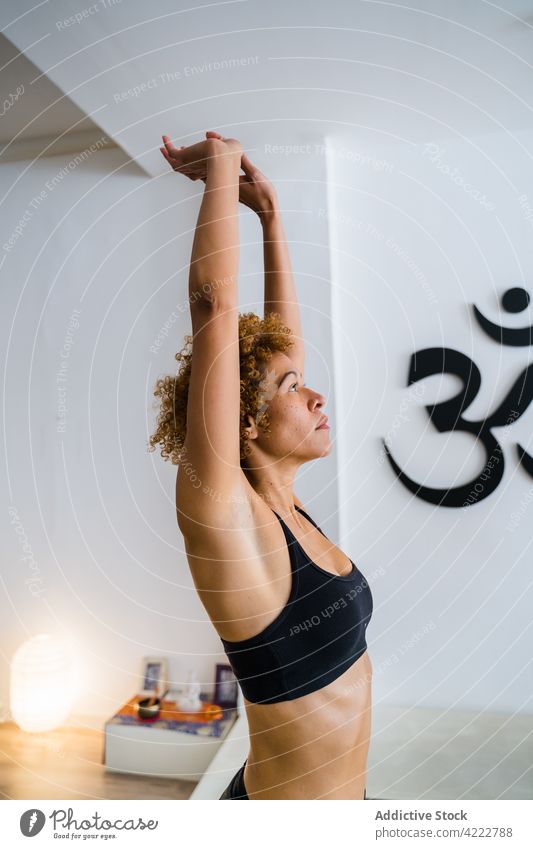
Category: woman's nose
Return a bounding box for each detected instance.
[310,391,326,408]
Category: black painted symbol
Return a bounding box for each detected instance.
[382,288,533,507]
[473,287,533,346]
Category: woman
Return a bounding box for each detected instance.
[149,131,373,800]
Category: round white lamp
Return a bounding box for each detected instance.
[10,634,75,732]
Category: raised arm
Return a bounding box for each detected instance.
[186,136,306,377]
[238,153,305,377]
[261,206,305,377]
[161,134,245,535]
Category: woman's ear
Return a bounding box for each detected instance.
[244,413,259,441]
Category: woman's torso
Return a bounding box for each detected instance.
[180,483,373,799]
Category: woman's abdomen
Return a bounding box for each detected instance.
[243,650,372,799]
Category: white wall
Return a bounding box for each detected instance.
[1,0,532,732]
[328,128,533,714]
[0,134,335,720]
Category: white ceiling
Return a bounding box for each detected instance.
[2,0,533,174]
[0,33,96,141]
[0,32,116,162]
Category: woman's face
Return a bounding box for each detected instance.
[251,352,332,463]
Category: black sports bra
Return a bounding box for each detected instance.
[220,505,373,705]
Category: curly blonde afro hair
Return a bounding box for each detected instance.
[147,310,294,467]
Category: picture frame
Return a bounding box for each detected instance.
[214,663,239,708]
[139,656,168,697]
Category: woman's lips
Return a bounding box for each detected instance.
[316,423,330,430]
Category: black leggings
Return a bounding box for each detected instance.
[219,759,249,799]
[219,760,368,800]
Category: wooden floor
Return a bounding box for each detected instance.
[0,722,197,800]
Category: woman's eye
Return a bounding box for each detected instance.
[289,382,306,391]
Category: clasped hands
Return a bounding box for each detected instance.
[160,130,277,218]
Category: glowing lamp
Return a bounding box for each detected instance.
[10,634,75,732]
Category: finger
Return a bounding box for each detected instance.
[160,148,174,166]
[162,134,180,156]
[240,153,258,177]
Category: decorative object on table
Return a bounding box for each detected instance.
[103,692,238,778]
[113,694,224,727]
[176,667,202,712]
[135,695,161,720]
[214,663,239,709]
[139,656,168,697]
[10,634,76,733]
